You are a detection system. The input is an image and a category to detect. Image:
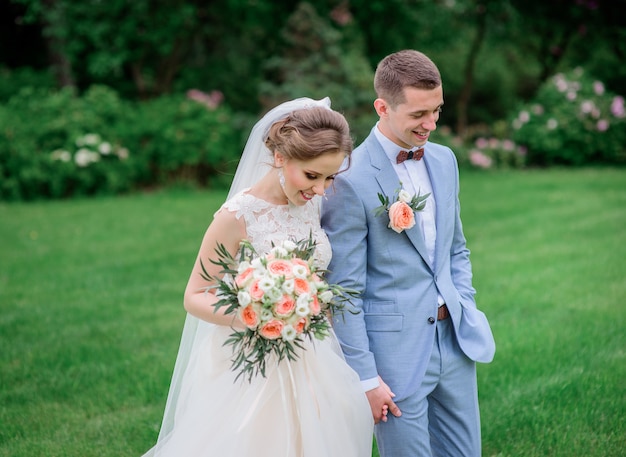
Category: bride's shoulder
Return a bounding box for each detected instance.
[217,189,274,222]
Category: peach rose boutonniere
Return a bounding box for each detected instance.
[200,236,358,382]
[374,184,430,233]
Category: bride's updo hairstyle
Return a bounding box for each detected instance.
[265,106,353,167]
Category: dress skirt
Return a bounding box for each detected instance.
[142,325,374,457]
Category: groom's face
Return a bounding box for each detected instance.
[375,85,444,149]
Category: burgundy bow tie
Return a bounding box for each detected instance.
[396,148,424,163]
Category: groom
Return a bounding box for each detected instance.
[321,49,495,456]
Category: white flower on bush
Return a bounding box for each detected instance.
[52,133,131,167]
[546,119,558,130]
[116,147,129,160]
[98,142,112,155]
[75,148,100,167]
[580,100,595,114]
[518,111,530,123]
[50,149,71,162]
[76,133,101,147]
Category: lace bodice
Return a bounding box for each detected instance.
[220,190,332,269]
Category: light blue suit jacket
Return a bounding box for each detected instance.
[321,131,495,401]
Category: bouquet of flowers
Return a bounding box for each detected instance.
[201,236,358,382]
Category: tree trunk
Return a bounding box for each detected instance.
[455,2,487,137]
[42,0,75,88]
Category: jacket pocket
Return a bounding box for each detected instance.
[364,313,403,332]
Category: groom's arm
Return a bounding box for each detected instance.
[321,173,379,382]
[448,153,477,309]
[323,174,402,423]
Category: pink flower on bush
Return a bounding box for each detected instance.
[469,150,493,169]
[502,139,515,151]
[475,137,489,149]
[593,81,605,95]
[596,119,609,132]
[611,96,625,118]
[186,89,224,109]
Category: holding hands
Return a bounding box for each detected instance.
[366,376,402,424]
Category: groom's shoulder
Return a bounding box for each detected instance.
[427,139,454,153]
[347,135,379,169]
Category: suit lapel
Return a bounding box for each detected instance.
[424,149,447,274]
[366,134,433,271]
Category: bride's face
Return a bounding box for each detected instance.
[277,151,345,206]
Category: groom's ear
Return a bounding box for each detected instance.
[374,98,389,117]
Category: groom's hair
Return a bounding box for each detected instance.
[374,49,442,108]
[265,107,353,164]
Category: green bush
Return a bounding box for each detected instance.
[123,92,240,189]
[0,85,136,200]
[0,86,240,200]
[510,68,626,165]
[0,66,56,103]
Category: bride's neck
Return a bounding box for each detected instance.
[249,169,288,205]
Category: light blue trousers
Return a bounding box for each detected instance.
[375,318,481,457]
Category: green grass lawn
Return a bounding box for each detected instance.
[1,168,624,456]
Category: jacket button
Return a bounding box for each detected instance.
[428,317,436,324]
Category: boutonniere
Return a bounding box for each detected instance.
[373,183,430,233]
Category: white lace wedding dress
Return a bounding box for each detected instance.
[143,190,374,457]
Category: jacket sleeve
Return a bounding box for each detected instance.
[321,174,379,382]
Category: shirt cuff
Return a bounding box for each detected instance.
[361,376,380,392]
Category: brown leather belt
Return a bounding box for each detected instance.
[437,304,450,320]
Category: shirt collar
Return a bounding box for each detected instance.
[374,122,424,164]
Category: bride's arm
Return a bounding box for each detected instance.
[183,208,247,327]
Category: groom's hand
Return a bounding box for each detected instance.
[366,376,402,424]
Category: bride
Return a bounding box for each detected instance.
[142,97,375,456]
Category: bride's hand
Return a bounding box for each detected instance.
[366,376,402,424]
